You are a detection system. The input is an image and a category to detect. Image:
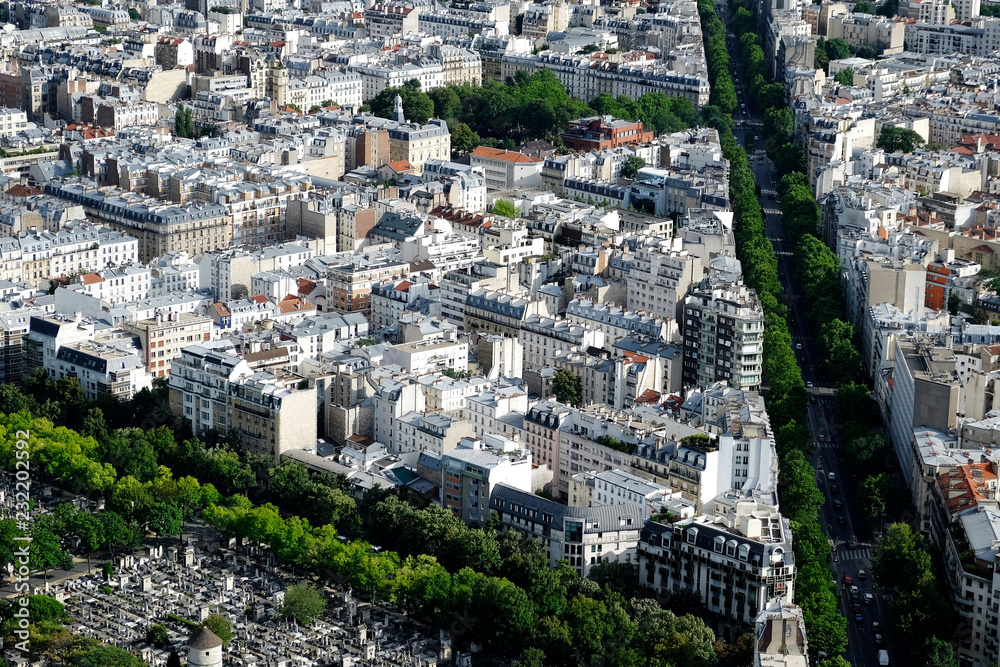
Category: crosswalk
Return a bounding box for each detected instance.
[837,547,873,562]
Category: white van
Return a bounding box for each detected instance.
[878,649,889,666]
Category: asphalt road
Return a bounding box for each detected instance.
[718,9,892,666]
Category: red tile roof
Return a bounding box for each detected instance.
[471,146,541,164]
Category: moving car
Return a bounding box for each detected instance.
[864,593,875,605]
[833,499,843,509]
[837,516,847,526]
[855,613,863,624]
[875,633,884,645]
[796,343,803,350]
[842,575,853,585]
[828,472,836,481]
[831,485,840,494]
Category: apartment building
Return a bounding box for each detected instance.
[383,338,469,375]
[521,400,573,489]
[229,373,317,461]
[326,254,409,316]
[519,315,605,368]
[681,273,764,393]
[123,312,213,377]
[470,147,544,192]
[0,311,33,386]
[626,242,699,319]
[168,344,254,435]
[44,183,232,263]
[396,411,474,457]
[501,49,711,107]
[568,468,681,520]
[11,225,139,285]
[490,482,643,576]
[53,337,153,402]
[364,3,421,38]
[638,507,796,627]
[827,12,905,53]
[168,343,316,460]
[565,297,675,348]
[76,266,150,307]
[560,116,654,152]
[437,434,532,525]
[0,107,28,137]
[463,288,548,337]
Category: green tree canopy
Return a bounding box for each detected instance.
[200,613,232,644]
[492,199,518,219]
[877,126,926,153]
[834,67,855,86]
[279,583,327,625]
[552,370,583,407]
[621,155,646,179]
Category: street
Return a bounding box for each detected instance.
[719,8,893,666]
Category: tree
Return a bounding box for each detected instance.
[824,38,853,60]
[858,473,893,532]
[201,613,233,645]
[72,645,146,667]
[128,7,141,19]
[81,407,109,443]
[30,515,71,581]
[280,583,327,625]
[819,657,853,667]
[876,0,900,15]
[873,522,931,591]
[774,143,807,177]
[26,595,68,623]
[147,502,183,545]
[100,511,132,559]
[175,104,193,139]
[146,623,170,648]
[854,0,874,11]
[948,291,961,315]
[552,369,583,407]
[877,126,926,153]
[587,561,638,598]
[779,450,824,522]
[492,199,518,219]
[924,636,959,667]
[69,511,104,572]
[845,432,886,467]
[370,81,435,125]
[449,121,481,155]
[621,155,646,179]
[834,67,855,86]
